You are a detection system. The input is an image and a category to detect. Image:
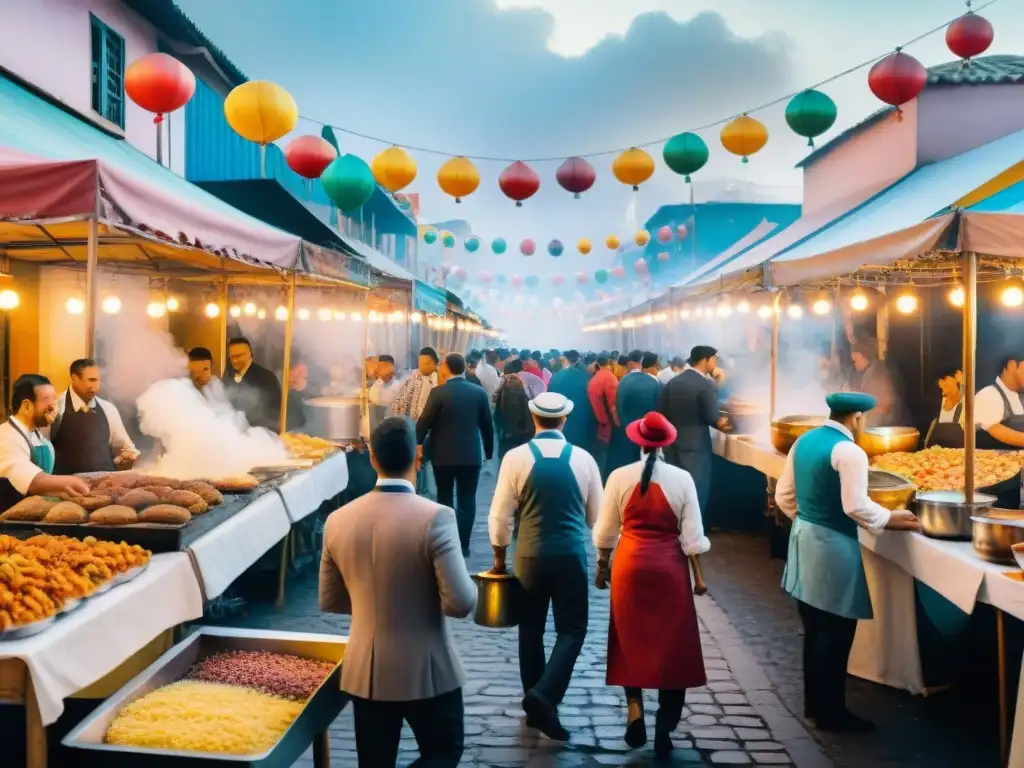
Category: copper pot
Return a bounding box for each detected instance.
[868,470,916,510]
[856,427,920,458]
[770,415,826,455]
[470,572,522,628]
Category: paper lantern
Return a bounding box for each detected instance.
[464,236,481,253]
[499,161,540,207]
[868,51,927,115]
[551,275,565,286]
[321,154,375,212]
[635,230,650,247]
[785,90,838,147]
[371,146,417,193]
[437,156,480,203]
[947,12,994,64]
[662,132,708,183]
[520,238,536,256]
[577,238,592,255]
[606,234,621,250]
[125,53,195,123]
[442,232,456,248]
[595,269,609,284]
[511,274,524,289]
[576,272,589,285]
[479,271,493,283]
[612,147,655,190]
[224,81,297,145]
[658,251,670,262]
[677,224,688,240]
[656,226,673,244]
[556,156,596,198]
[720,115,768,163]
[634,258,648,274]
[452,266,468,281]
[491,237,507,255]
[611,266,626,278]
[423,228,438,244]
[548,239,564,257]
[285,135,337,179]
[526,275,540,289]
[496,274,508,285]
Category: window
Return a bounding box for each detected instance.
[90,14,125,128]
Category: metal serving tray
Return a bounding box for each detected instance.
[62,626,349,768]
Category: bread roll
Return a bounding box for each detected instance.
[1,496,55,522]
[43,501,88,523]
[138,504,191,524]
[180,482,224,506]
[79,494,114,511]
[89,505,138,525]
[116,489,160,510]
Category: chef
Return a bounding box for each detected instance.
[975,356,1024,449]
[367,355,402,407]
[187,347,227,403]
[924,366,964,448]
[222,337,282,431]
[0,374,90,510]
[51,358,139,475]
[849,343,901,427]
[776,392,918,733]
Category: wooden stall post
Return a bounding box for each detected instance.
[769,292,781,423]
[84,205,100,358]
[218,275,228,376]
[963,251,977,503]
[275,273,297,611]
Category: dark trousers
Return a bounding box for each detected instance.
[797,599,858,723]
[624,687,687,734]
[517,554,589,706]
[433,465,481,554]
[351,687,464,767]
[591,439,610,483]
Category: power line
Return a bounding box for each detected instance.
[294,0,1002,163]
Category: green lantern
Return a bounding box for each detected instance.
[525,275,539,289]
[321,154,376,212]
[442,233,455,248]
[423,229,437,245]
[785,89,837,147]
[662,132,709,183]
[595,269,609,284]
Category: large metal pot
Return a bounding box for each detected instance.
[471,571,522,628]
[770,415,825,455]
[857,426,921,458]
[970,509,1024,563]
[868,470,916,510]
[304,396,362,440]
[721,399,765,436]
[916,489,996,540]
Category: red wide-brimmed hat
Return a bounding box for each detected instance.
[626,411,677,449]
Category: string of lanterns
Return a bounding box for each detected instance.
[419,224,688,258]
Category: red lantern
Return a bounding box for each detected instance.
[657,226,673,244]
[658,251,670,262]
[868,51,927,116]
[576,272,588,285]
[125,53,196,123]
[611,266,626,279]
[551,275,565,287]
[499,161,540,207]
[634,258,648,274]
[555,156,596,199]
[946,12,994,64]
[285,136,338,179]
[677,224,688,240]
[479,271,493,284]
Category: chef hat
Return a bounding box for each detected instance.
[825,391,877,414]
[529,392,574,418]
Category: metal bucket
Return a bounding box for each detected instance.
[471,571,522,628]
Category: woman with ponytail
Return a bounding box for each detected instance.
[593,411,710,757]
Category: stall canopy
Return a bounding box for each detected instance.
[962,172,1024,259]
[0,73,302,269]
[414,281,448,315]
[768,127,1024,286]
[673,218,782,288]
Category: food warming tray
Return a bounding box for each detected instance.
[62,626,349,768]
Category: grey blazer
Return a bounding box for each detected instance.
[319,486,477,701]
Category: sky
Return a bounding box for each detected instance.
[174,0,1021,340]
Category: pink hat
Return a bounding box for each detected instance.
[626,412,677,449]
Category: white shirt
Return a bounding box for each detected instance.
[488,431,603,548]
[658,367,682,385]
[0,418,47,495]
[938,399,962,424]
[594,456,710,555]
[368,376,403,406]
[233,361,252,384]
[775,420,891,532]
[52,389,139,459]
[375,478,416,492]
[975,377,1024,430]
[477,362,500,399]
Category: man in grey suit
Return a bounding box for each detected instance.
[320,416,477,767]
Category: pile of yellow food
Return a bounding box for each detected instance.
[104,681,303,755]
[871,446,1024,492]
[0,535,150,630]
[280,433,338,460]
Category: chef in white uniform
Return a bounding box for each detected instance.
[924,367,964,449]
[975,356,1024,449]
[367,355,403,407]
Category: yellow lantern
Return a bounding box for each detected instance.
[437,156,480,203]
[371,146,417,193]
[577,238,592,255]
[223,81,298,145]
[720,114,768,163]
[612,147,655,190]
[606,234,621,250]
[635,230,650,247]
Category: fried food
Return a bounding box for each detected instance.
[280,433,338,460]
[180,482,224,506]
[872,447,1024,492]
[137,504,191,525]
[78,494,115,511]
[43,502,88,524]
[89,505,139,526]
[214,475,259,492]
[116,489,160,510]
[1,496,55,522]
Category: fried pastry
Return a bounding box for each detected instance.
[137,504,191,524]
[1,496,55,522]
[43,501,88,523]
[89,505,138,525]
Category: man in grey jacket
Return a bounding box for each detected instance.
[320,416,476,767]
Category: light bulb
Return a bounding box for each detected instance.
[896,292,918,315]
[0,290,18,311]
[948,285,965,307]
[351,312,362,322]
[275,306,288,321]
[694,308,704,318]
[65,296,85,315]
[787,304,804,319]
[812,299,831,315]
[256,308,267,320]
[318,307,332,321]
[1002,284,1024,308]
[333,310,347,321]
[165,296,180,312]
[146,301,166,318]
[757,306,772,319]
[850,290,869,312]
[737,300,750,313]
[297,308,310,321]
[679,309,690,319]
[243,302,257,316]
[205,302,220,318]
[716,304,732,318]
[229,304,241,318]
[411,312,422,323]
[368,310,381,323]
[101,296,121,315]
[643,314,653,325]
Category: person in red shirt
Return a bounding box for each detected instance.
[587,354,619,481]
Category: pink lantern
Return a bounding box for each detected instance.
[611,266,626,278]
[511,274,524,289]
[634,258,648,274]
[452,266,467,280]
[576,271,589,285]
[658,251,670,262]
[676,224,688,239]
[657,225,673,244]
[520,239,536,256]
[479,271,493,284]
[551,275,565,286]
[596,290,607,300]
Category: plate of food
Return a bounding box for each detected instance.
[0,615,56,641]
[112,562,149,586]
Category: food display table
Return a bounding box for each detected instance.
[0,552,204,768]
[277,452,349,523]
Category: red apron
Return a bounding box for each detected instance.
[606,481,707,690]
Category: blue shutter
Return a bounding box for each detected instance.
[89,14,125,129]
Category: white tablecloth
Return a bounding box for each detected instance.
[711,430,786,479]
[0,552,202,725]
[186,490,290,600]
[308,451,349,502]
[277,453,349,523]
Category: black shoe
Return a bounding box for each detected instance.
[624,715,647,749]
[815,711,875,733]
[654,730,673,758]
[522,690,569,741]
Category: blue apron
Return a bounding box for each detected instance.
[781,426,873,620]
[0,418,56,511]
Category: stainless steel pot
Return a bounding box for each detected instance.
[471,571,522,628]
[304,396,362,440]
[970,509,1024,563]
[916,490,996,540]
